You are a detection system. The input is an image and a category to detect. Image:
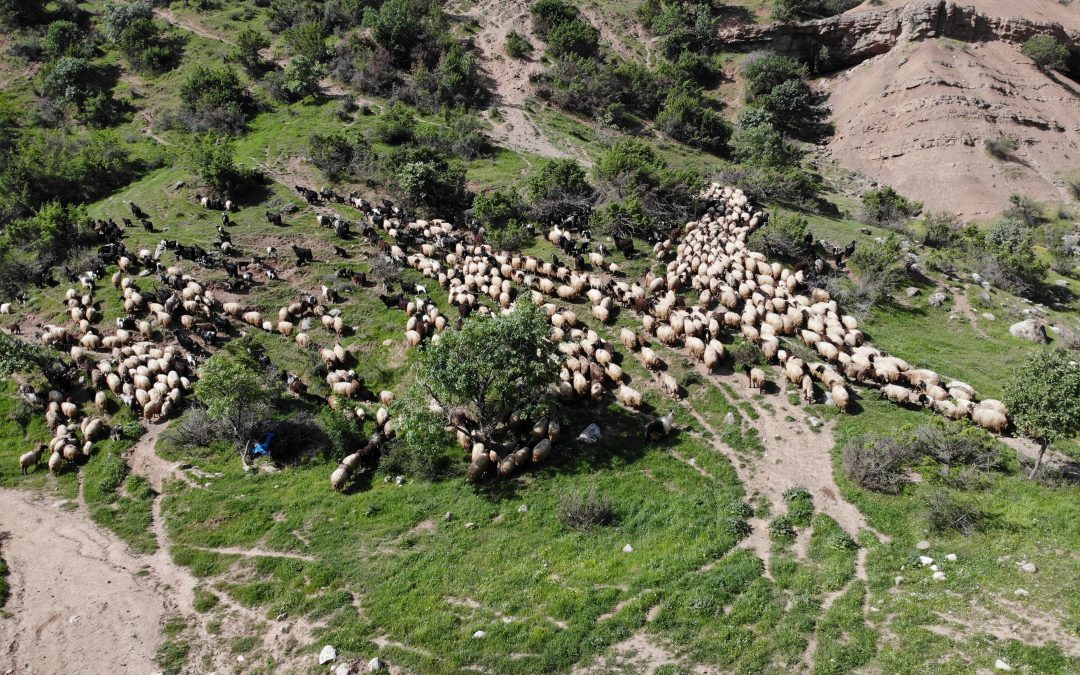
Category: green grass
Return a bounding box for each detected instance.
[0,550,9,610]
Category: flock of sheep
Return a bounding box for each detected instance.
[9,181,1009,485]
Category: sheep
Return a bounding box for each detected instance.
[659,372,680,399]
[615,384,642,409]
[971,405,1008,433]
[745,366,765,390]
[19,444,45,474]
[619,327,640,351]
[831,385,850,413]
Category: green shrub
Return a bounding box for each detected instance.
[925,490,982,536]
[547,19,599,58]
[859,186,921,227]
[178,65,249,133]
[526,158,593,223]
[559,488,617,530]
[769,515,796,540]
[531,0,578,37]
[505,31,532,59]
[391,148,468,211]
[782,486,814,526]
[283,20,328,62]
[181,133,257,196]
[39,56,99,107]
[374,101,417,144]
[43,20,88,59]
[1022,35,1070,72]
[230,28,270,74]
[748,212,811,260]
[309,129,373,181]
[1003,193,1041,227]
[742,52,805,101]
[654,90,731,153]
[372,0,422,62]
[921,212,962,248]
[732,122,801,169]
[279,55,325,100]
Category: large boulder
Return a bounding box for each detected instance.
[1009,319,1047,343]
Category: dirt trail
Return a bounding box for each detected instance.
[0,489,166,675]
[461,0,584,162]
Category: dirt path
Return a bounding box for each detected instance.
[461,0,584,162]
[952,291,991,339]
[0,489,167,675]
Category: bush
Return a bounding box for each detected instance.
[506,31,532,59]
[925,490,982,536]
[114,17,173,71]
[768,515,796,540]
[43,20,88,59]
[531,0,578,37]
[391,148,468,212]
[279,55,325,100]
[559,488,616,530]
[317,407,363,457]
[374,101,417,144]
[761,78,826,137]
[39,56,98,108]
[472,189,526,231]
[713,164,822,207]
[1022,35,1070,72]
[911,421,1000,473]
[748,212,811,261]
[783,486,814,526]
[309,129,372,182]
[859,186,921,227]
[732,122,801,169]
[230,28,270,74]
[181,133,257,195]
[372,0,422,63]
[842,435,913,494]
[921,212,962,248]
[426,43,485,109]
[979,219,1047,294]
[1003,193,1041,228]
[742,52,805,101]
[849,234,907,298]
[984,135,1018,160]
[283,20,328,62]
[654,90,731,153]
[526,158,593,224]
[547,19,599,58]
[178,66,249,133]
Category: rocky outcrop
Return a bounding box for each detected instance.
[720,1,1080,69]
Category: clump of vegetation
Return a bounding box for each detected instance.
[773,0,861,22]
[505,31,532,59]
[559,488,617,530]
[782,486,814,526]
[921,212,963,248]
[925,490,982,536]
[842,435,914,494]
[748,212,811,261]
[229,28,271,75]
[471,189,531,250]
[1004,350,1080,477]
[191,342,281,454]
[176,65,251,133]
[1022,34,1070,73]
[526,158,594,224]
[768,514,796,540]
[181,133,259,196]
[101,0,174,72]
[308,129,373,182]
[859,186,921,229]
[654,90,731,153]
[984,135,1018,160]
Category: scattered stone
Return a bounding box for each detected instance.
[444,511,453,521]
[394,475,405,486]
[945,553,957,562]
[928,292,948,307]
[517,504,528,513]
[276,612,288,621]
[382,339,393,346]
[930,564,939,572]
[236,655,245,663]
[807,416,822,428]
[971,272,983,283]
[918,556,934,566]
[68,615,80,624]
[319,645,337,665]
[1019,562,1038,573]
[472,630,486,639]
[623,544,634,553]
[724,411,736,426]
[52,499,70,509]
[1055,279,1068,287]
[335,664,352,675]
[981,312,996,321]
[368,657,385,672]
[932,571,947,581]
[894,576,904,586]
[577,423,602,444]
[905,287,921,297]
[1014,589,1030,597]
[464,522,476,529]
[916,540,931,551]
[995,658,1012,671]
[1009,319,1047,343]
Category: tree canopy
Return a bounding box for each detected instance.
[1003,349,1080,477]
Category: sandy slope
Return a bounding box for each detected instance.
[847,0,1080,30]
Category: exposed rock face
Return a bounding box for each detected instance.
[719,1,1080,68]
[721,1,1080,220]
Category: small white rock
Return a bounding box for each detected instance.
[236,655,245,663]
[945,553,957,562]
[915,540,931,551]
[918,556,934,566]
[932,571,947,581]
[930,564,939,572]
[1014,588,1030,597]
[368,657,385,671]
[518,504,528,513]
[465,522,476,529]
[1019,562,1038,573]
[894,576,904,586]
[319,645,337,665]
[472,630,486,639]
[335,663,352,675]
[995,658,1012,671]
[623,544,634,553]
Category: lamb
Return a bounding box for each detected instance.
[19,444,45,474]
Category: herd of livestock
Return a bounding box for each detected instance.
[4,182,1010,485]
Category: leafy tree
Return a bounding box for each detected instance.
[594,137,663,185]
[761,77,825,136]
[431,43,484,108]
[1022,35,1070,73]
[979,220,1047,294]
[472,189,526,231]
[921,212,962,248]
[848,233,907,302]
[547,19,599,58]
[101,0,152,40]
[284,20,328,62]
[181,132,253,195]
[654,90,731,153]
[114,16,172,71]
[230,28,270,74]
[309,129,372,181]
[408,301,559,444]
[373,0,422,63]
[374,101,417,144]
[747,211,811,261]
[194,344,278,452]
[3,200,90,253]
[1003,193,1041,228]
[394,150,467,211]
[526,158,593,224]
[1004,350,1080,477]
[742,52,805,101]
[732,122,801,168]
[281,55,325,99]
